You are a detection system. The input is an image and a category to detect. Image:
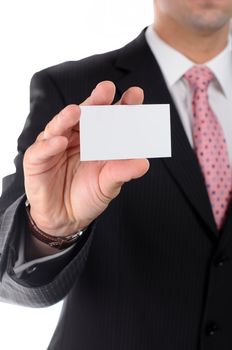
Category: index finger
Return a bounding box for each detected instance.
[43,81,116,140]
[43,104,80,140]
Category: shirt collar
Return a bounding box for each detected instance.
[145,24,232,99]
[206,41,232,98]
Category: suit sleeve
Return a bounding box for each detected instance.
[0,71,95,307]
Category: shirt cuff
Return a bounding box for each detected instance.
[13,228,77,278]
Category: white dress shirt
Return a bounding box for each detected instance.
[145,25,232,165]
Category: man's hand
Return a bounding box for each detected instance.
[23,81,150,237]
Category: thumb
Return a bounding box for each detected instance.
[99,159,150,200]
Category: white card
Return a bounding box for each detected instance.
[80,104,171,161]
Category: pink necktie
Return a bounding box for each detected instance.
[184,66,232,230]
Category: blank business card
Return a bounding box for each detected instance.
[80,104,171,161]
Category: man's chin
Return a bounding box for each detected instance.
[190,0,230,9]
[187,11,231,33]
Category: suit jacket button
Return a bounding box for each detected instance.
[26,264,38,274]
[205,322,219,336]
[214,255,228,267]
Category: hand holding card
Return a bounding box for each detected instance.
[23,82,151,238]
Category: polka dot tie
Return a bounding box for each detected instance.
[184,65,232,230]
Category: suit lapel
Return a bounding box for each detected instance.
[114,29,218,236]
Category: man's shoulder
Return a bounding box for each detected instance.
[35,41,132,90]
[30,29,149,102]
[33,29,147,83]
[40,49,121,79]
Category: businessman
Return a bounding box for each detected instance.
[1,0,232,349]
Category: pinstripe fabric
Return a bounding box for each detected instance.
[1,29,232,349]
[0,196,95,307]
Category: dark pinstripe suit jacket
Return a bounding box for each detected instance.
[1,29,232,350]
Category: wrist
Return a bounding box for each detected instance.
[25,200,86,250]
[27,200,85,236]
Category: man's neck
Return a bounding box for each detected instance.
[153,20,230,64]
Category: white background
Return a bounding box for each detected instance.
[0,1,153,349]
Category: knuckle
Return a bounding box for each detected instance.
[23,145,34,164]
[36,131,45,142]
[44,121,55,138]
[64,104,78,113]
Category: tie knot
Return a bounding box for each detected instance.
[184,65,214,90]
